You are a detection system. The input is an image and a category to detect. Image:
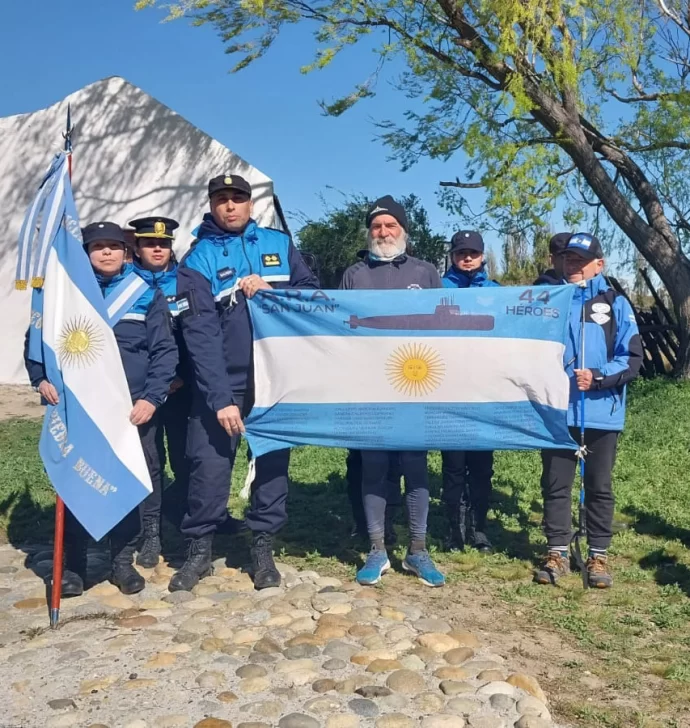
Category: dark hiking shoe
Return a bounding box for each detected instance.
[169,535,213,592]
[534,550,570,585]
[250,532,281,590]
[468,529,493,554]
[136,519,162,568]
[587,554,613,589]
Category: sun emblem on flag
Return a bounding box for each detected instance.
[386,343,445,397]
[58,317,104,367]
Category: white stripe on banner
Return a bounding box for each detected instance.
[42,248,152,491]
[253,336,569,409]
[106,276,148,321]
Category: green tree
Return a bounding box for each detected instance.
[137,0,690,375]
[501,228,551,285]
[296,193,447,287]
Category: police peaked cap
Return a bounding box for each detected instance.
[128,216,179,240]
[81,221,127,246]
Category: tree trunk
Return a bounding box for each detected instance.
[555,128,690,378]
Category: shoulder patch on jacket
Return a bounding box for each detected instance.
[262,253,282,267]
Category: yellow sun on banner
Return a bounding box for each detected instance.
[386,343,445,397]
[58,317,104,367]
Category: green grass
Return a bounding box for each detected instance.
[3,377,690,725]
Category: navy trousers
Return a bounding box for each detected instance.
[441,450,494,527]
[156,387,192,528]
[138,414,164,527]
[181,391,290,539]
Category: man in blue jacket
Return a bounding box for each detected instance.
[440,231,499,554]
[172,175,319,591]
[534,233,643,589]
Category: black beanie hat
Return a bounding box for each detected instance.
[365,195,409,232]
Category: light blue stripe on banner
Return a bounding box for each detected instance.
[244,401,577,458]
[39,345,149,541]
[249,286,575,342]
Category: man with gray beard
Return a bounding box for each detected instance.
[340,196,445,588]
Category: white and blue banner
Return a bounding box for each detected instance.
[18,153,152,541]
[244,286,577,457]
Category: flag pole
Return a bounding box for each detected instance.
[49,105,73,630]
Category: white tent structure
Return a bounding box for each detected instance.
[0,76,282,385]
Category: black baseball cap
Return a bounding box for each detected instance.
[82,221,126,247]
[208,174,252,199]
[564,232,604,260]
[449,230,484,254]
[128,216,179,240]
[549,232,572,256]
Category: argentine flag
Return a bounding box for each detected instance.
[244,287,577,457]
[18,153,152,541]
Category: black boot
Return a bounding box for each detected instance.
[169,535,213,592]
[60,540,88,597]
[110,543,145,595]
[384,505,398,547]
[250,532,281,590]
[467,510,493,554]
[445,503,466,552]
[136,519,162,568]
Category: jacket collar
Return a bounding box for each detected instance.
[133,261,177,287]
[196,214,258,243]
[95,263,131,289]
[444,264,488,288]
[568,272,610,300]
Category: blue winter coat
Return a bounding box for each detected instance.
[176,216,319,412]
[134,262,189,382]
[442,265,500,288]
[565,273,642,431]
[97,265,178,407]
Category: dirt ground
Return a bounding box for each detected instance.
[0,384,43,422]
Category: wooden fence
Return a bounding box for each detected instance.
[609,269,678,377]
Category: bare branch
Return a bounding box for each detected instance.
[439,177,484,188]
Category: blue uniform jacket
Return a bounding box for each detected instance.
[177,216,319,412]
[442,265,500,288]
[97,265,178,407]
[565,273,642,431]
[134,262,189,384]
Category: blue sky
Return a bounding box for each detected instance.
[0,0,554,259]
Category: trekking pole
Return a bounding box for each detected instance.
[49,105,72,629]
[570,281,589,589]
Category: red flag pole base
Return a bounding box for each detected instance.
[50,496,65,629]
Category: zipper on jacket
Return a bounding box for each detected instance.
[241,234,254,274]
